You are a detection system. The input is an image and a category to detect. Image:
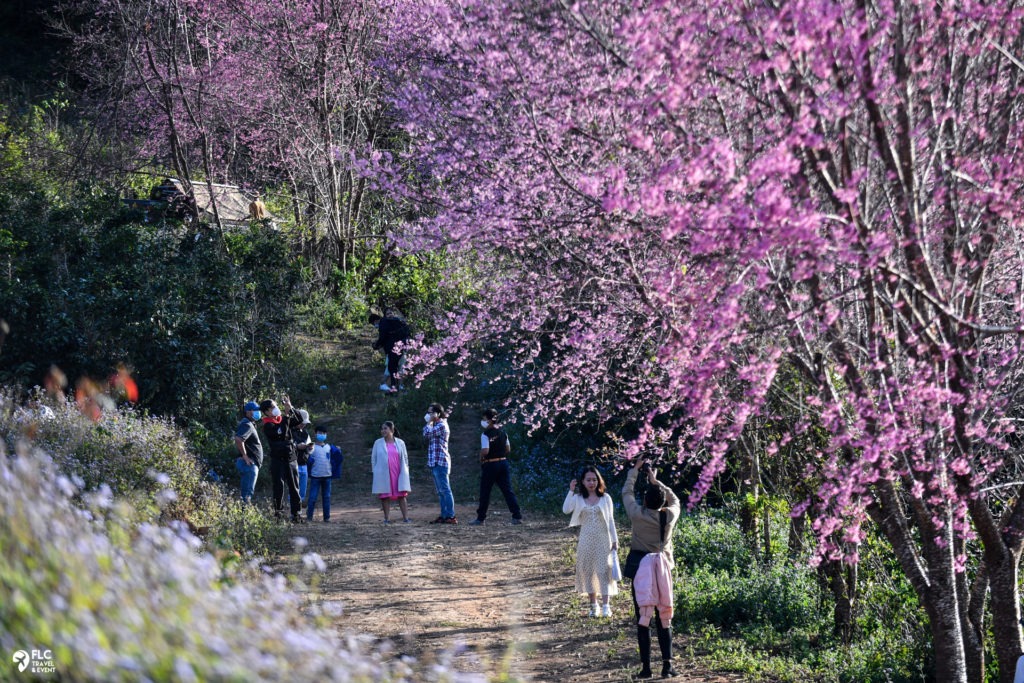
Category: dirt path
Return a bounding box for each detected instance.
[271,339,742,682]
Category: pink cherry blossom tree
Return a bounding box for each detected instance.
[61,0,408,268]
[59,0,254,236]
[228,0,407,269]
[389,1,1024,680]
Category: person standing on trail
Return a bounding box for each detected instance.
[469,408,523,526]
[371,421,412,523]
[234,400,263,503]
[563,466,618,617]
[423,403,457,524]
[306,424,341,522]
[622,457,680,679]
[369,311,410,394]
[293,409,313,502]
[260,395,304,523]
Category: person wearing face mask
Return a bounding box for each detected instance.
[293,409,313,503]
[259,395,304,522]
[469,408,523,526]
[306,425,342,522]
[423,403,457,524]
[563,466,619,617]
[234,400,263,503]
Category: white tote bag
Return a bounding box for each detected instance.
[610,550,623,582]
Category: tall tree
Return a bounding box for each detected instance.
[62,0,407,269]
[60,0,254,236]
[390,1,1024,680]
[232,0,400,270]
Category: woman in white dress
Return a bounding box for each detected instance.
[563,466,619,617]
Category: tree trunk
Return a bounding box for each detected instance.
[989,552,1023,683]
[788,508,806,557]
[823,559,856,644]
[738,435,761,560]
[869,481,969,683]
[925,581,970,683]
[966,482,1024,682]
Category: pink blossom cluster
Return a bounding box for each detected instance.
[383,1,1024,672]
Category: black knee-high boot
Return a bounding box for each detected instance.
[637,625,652,677]
[656,622,673,660]
[656,623,676,676]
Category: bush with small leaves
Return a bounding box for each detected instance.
[0,439,483,681]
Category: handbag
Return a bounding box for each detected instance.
[610,550,623,581]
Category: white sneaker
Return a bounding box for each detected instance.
[601,604,612,618]
[589,603,600,617]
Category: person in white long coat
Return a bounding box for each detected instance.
[563,466,619,617]
[371,421,412,523]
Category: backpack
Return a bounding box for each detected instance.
[482,427,509,461]
[330,445,344,479]
[293,428,311,466]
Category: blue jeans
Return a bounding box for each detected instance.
[297,465,308,500]
[235,458,259,502]
[306,477,332,521]
[431,463,455,519]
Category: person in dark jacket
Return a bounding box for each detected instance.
[469,409,523,526]
[260,395,304,522]
[369,312,410,393]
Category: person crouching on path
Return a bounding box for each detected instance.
[234,401,263,502]
[260,395,304,523]
[623,457,681,679]
[469,408,523,526]
[563,466,618,616]
[371,421,412,523]
[423,403,457,524]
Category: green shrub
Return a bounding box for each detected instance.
[676,563,821,632]
[674,508,931,682]
[0,443,458,680]
[1,390,278,556]
[673,510,752,573]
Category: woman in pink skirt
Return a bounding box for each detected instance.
[371,421,411,523]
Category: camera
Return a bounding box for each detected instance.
[640,461,652,474]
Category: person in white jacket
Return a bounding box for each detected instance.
[305,425,338,522]
[563,466,619,617]
[371,421,412,523]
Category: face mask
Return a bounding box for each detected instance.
[480,420,489,428]
[271,407,282,418]
[251,410,262,420]
[316,433,327,442]
[424,413,433,423]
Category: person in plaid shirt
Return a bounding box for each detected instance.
[423,403,457,524]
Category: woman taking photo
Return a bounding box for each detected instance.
[623,457,681,679]
[371,421,411,523]
[563,466,619,617]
